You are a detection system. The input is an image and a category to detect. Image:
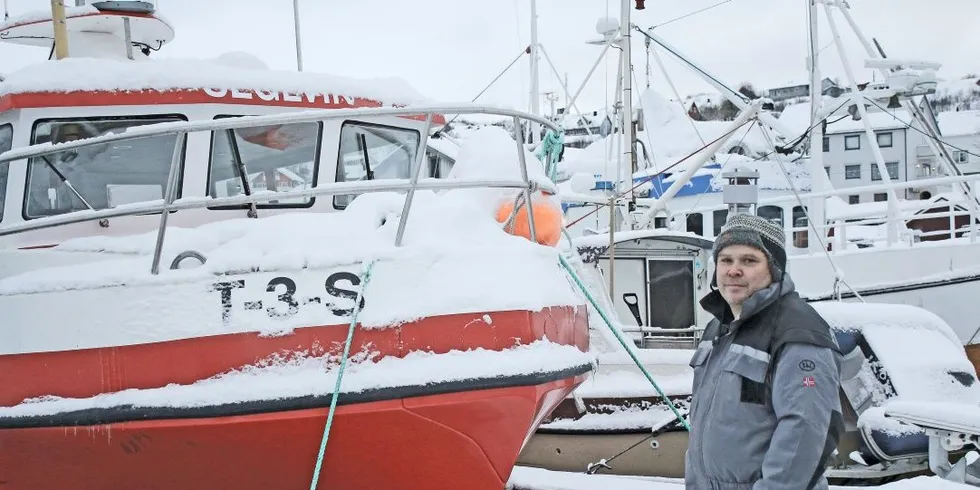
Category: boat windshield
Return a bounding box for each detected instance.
[0,124,11,222]
[24,116,185,219]
[334,121,420,209]
[207,119,321,208]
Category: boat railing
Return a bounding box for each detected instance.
[0,104,560,274]
[671,171,980,252]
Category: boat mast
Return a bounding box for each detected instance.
[528,0,540,144]
[619,0,636,223]
[805,0,828,253]
[292,0,304,71]
[50,0,70,59]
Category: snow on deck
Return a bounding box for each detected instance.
[507,466,970,489]
[0,128,584,350]
[0,338,593,416]
[540,404,678,432]
[572,367,693,399]
[0,55,433,106]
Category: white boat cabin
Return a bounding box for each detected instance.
[0,2,455,251]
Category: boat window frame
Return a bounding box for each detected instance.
[333,120,421,210]
[0,123,12,223]
[205,115,323,210]
[22,113,189,221]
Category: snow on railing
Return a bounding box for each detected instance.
[0,104,561,274]
[678,171,980,252]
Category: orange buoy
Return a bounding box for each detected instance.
[495,195,563,247]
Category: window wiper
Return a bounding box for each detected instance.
[40,155,96,212]
[357,133,374,180]
[226,129,258,218]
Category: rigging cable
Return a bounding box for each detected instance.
[650,0,733,29]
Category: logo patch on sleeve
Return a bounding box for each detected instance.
[799,359,816,371]
[802,376,816,388]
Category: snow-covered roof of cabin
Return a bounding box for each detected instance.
[426,135,460,161]
[777,101,912,136]
[0,56,434,107]
[1,4,102,27]
[814,302,978,401]
[938,109,980,137]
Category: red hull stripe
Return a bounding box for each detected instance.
[0,363,592,429]
[0,306,590,406]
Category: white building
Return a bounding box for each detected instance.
[779,103,938,203]
[936,110,980,175]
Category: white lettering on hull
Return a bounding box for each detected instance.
[201,88,364,108]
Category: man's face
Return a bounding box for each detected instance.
[56,125,83,143]
[716,244,773,308]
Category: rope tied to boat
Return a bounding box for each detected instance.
[536,128,564,181]
[557,253,691,432]
[308,258,378,490]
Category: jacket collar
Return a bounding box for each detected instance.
[700,275,797,327]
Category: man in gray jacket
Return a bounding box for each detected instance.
[686,213,843,490]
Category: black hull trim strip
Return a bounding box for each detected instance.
[536,426,688,436]
[804,273,980,302]
[0,363,593,430]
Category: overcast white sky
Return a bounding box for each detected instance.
[2,0,978,115]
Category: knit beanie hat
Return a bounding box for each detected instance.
[712,213,787,286]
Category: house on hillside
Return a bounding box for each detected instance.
[765,78,845,103]
[551,109,615,149]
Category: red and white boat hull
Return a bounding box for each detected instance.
[0,307,591,490]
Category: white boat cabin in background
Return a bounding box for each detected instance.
[0,1,455,255]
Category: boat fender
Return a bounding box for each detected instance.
[495,192,563,247]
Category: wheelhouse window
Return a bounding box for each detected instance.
[845,164,861,180]
[845,135,860,151]
[334,121,420,209]
[792,205,808,248]
[208,118,321,208]
[686,212,703,236]
[24,115,186,219]
[876,132,893,148]
[757,205,783,227]
[822,137,830,152]
[0,124,11,222]
[712,209,728,236]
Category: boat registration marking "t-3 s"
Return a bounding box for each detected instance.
[208,273,364,325]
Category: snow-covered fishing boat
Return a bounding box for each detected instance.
[0,3,594,489]
[0,110,593,490]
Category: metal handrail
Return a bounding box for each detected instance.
[650,172,980,217]
[0,104,560,274]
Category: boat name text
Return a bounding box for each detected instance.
[202,88,359,106]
